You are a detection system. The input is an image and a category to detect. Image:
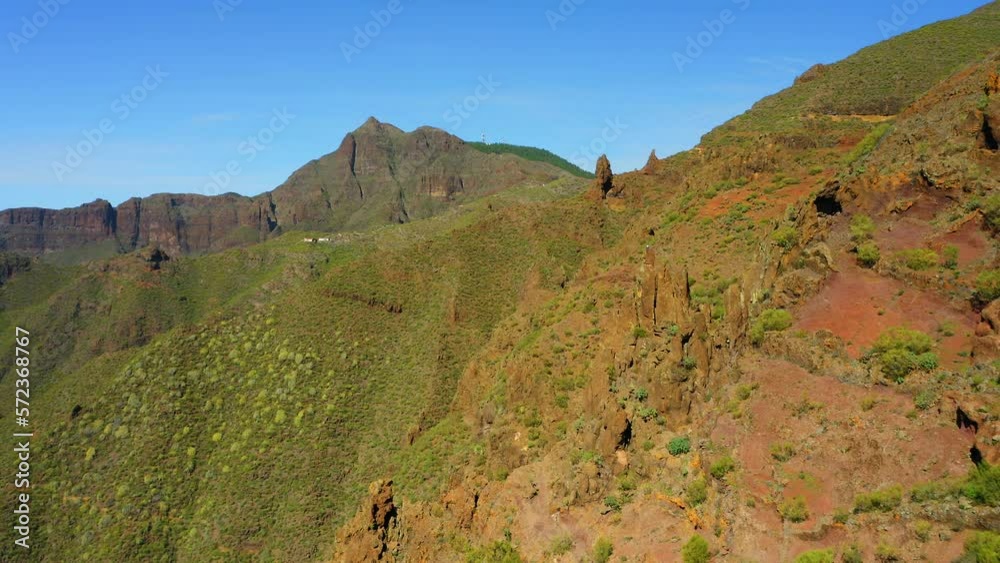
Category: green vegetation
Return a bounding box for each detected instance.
[870,327,938,381]
[751,309,794,345]
[854,485,903,513]
[844,123,892,168]
[794,549,834,563]
[467,142,594,178]
[668,436,692,456]
[963,531,1000,562]
[686,478,708,506]
[943,245,960,269]
[983,194,1000,231]
[710,456,736,480]
[682,535,711,563]
[772,226,799,250]
[962,463,1000,506]
[549,535,574,556]
[467,540,523,563]
[592,538,614,563]
[779,496,809,522]
[875,542,901,562]
[975,269,1000,303]
[850,214,876,242]
[857,242,881,268]
[896,248,939,271]
[770,442,796,462]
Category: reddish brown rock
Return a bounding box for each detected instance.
[595,154,614,198]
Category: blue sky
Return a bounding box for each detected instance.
[0,0,990,210]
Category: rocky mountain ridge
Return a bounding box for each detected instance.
[0,118,574,257]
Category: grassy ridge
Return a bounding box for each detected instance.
[467,142,595,178]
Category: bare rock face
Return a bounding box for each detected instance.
[595,154,614,198]
[0,199,116,254]
[333,480,401,563]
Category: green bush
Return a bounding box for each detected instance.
[873,327,934,354]
[962,463,1000,506]
[794,549,834,563]
[857,242,881,268]
[710,456,736,480]
[751,309,794,345]
[880,348,918,381]
[779,496,809,522]
[592,538,614,563]
[770,442,796,462]
[854,485,903,513]
[850,214,876,242]
[842,545,863,563]
[686,478,708,506]
[983,194,1000,231]
[549,535,573,555]
[975,269,1000,304]
[682,535,711,563]
[604,495,623,512]
[466,540,523,563]
[668,436,691,456]
[773,226,799,250]
[896,248,939,271]
[963,531,1000,562]
[943,245,959,269]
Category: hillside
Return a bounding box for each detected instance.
[2,3,1000,562]
[466,142,595,178]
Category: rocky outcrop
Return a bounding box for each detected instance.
[596,154,614,198]
[0,252,31,285]
[0,118,572,257]
[643,149,658,175]
[333,480,401,563]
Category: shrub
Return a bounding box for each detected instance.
[466,540,522,563]
[779,496,809,522]
[857,242,881,268]
[842,545,863,563]
[592,538,614,563]
[914,389,936,410]
[668,436,691,456]
[943,245,959,269]
[770,442,796,462]
[962,463,1000,506]
[875,542,900,562]
[880,348,918,381]
[686,478,708,506]
[710,456,736,480]
[963,531,1000,562]
[975,269,1000,304]
[681,356,698,370]
[873,327,934,354]
[682,535,710,563]
[773,226,799,250]
[984,194,1000,231]
[854,485,902,513]
[604,495,623,512]
[850,214,876,242]
[896,248,939,271]
[794,549,834,563]
[751,309,794,345]
[549,535,573,555]
[913,519,932,542]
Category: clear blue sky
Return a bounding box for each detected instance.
[0,0,990,210]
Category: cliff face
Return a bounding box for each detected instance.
[0,119,570,257]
